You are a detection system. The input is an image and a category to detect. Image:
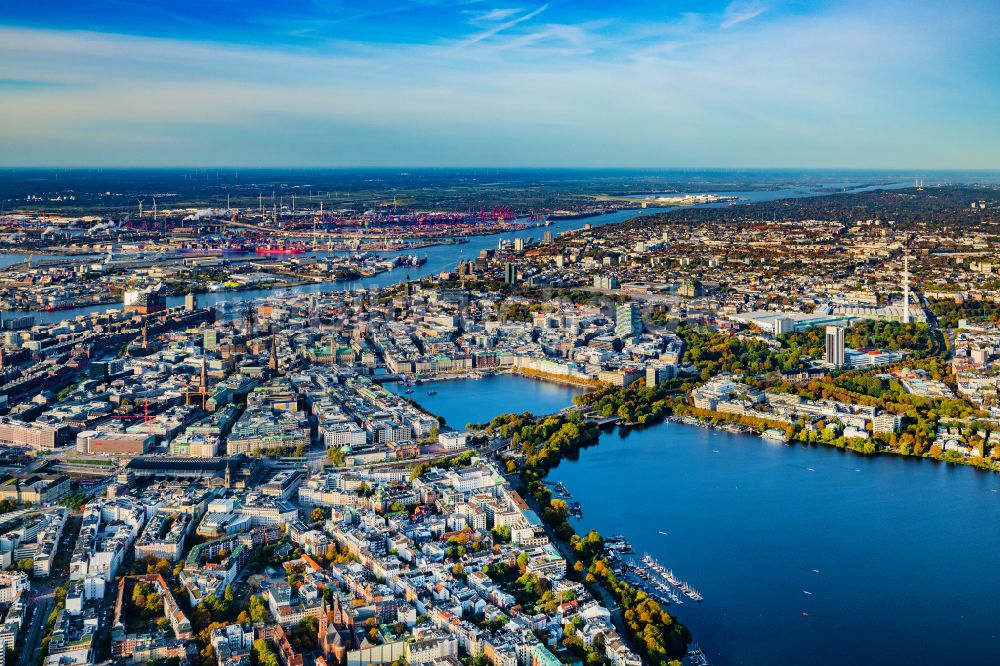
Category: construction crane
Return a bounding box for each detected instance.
[108,399,154,436]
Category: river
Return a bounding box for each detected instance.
[549,421,1000,665]
[10,178,916,324]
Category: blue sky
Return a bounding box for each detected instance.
[0,0,997,167]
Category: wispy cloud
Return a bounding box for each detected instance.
[460,3,550,47]
[473,8,523,23]
[720,1,768,29]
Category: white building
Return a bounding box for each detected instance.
[873,413,903,435]
[438,431,468,451]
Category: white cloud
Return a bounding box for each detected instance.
[459,3,550,46]
[720,1,768,29]
[473,8,523,22]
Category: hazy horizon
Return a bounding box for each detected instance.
[1,166,999,173]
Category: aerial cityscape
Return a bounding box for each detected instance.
[1,2,999,666]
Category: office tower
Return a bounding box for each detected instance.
[615,303,642,339]
[773,316,794,335]
[594,275,620,290]
[204,329,219,351]
[825,326,845,367]
[504,262,517,286]
[678,279,703,298]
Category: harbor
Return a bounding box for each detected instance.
[603,541,704,608]
[542,480,583,517]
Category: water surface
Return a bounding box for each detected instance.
[552,421,1000,665]
[389,374,587,428]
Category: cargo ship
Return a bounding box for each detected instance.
[45,299,78,312]
[178,244,251,254]
[255,244,308,255]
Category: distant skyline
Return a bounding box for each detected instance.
[0,0,997,168]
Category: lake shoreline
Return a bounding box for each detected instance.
[672,405,1000,474]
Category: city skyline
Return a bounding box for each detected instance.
[1,0,998,168]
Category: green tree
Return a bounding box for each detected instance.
[326,447,346,466]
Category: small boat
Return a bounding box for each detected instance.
[427,390,437,396]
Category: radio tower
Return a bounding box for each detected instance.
[902,247,911,325]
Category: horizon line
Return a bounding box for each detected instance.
[1,165,998,172]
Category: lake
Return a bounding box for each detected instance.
[387,374,588,428]
[551,421,1000,665]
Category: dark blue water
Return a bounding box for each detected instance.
[388,374,587,428]
[552,422,1000,665]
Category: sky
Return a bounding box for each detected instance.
[0,0,997,168]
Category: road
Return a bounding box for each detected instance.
[17,510,84,666]
[920,294,948,359]
[18,593,53,666]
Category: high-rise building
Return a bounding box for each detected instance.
[504,262,518,286]
[594,275,620,290]
[678,279,703,298]
[203,329,219,351]
[646,363,677,386]
[543,231,553,243]
[185,292,198,311]
[825,326,845,367]
[773,316,795,335]
[615,303,642,339]
[457,261,475,278]
[513,237,525,252]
